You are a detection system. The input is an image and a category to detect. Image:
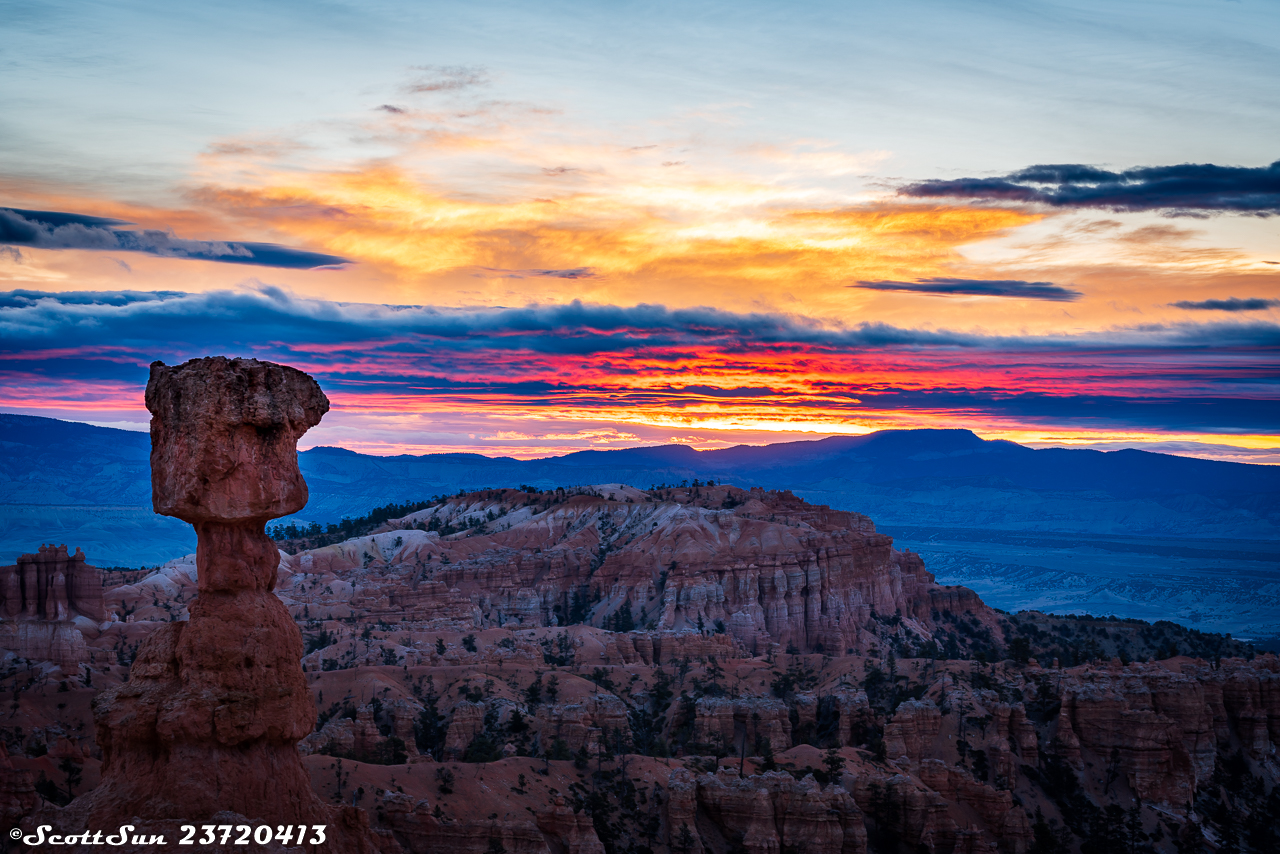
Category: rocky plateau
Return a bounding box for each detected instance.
[2,366,1278,852]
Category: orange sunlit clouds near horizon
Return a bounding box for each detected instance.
[2,45,1279,464]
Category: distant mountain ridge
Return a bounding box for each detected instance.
[5,415,1276,516]
[559,428,1280,496]
[2,413,1279,620]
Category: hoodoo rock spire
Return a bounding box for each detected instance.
[70,357,374,850]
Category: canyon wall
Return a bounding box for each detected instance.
[0,543,105,667]
[1,544,104,622]
[281,485,991,656]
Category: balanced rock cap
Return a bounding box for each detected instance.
[146,356,330,524]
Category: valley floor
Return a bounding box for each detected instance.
[890,527,1280,640]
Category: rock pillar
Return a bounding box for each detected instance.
[1,544,104,621]
[85,357,332,825]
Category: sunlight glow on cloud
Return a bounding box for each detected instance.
[0,286,1275,459]
[1,48,1277,463]
[188,165,1039,314]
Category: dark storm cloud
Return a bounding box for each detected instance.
[0,208,350,269]
[853,277,1081,301]
[900,160,1280,215]
[1170,297,1280,312]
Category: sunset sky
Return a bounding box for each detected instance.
[2,0,1278,461]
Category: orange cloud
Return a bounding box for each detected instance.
[13,97,1273,334]
[188,164,1040,314]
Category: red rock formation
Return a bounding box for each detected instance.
[0,544,106,667]
[1,544,104,622]
[0,620,91,669]
[609,630,742,666]
[915,761,1031,851]
[691,696,792,755]
[443,701,486,759]
[883,699,942,763]
[527,693,629,755]
[665,769,704,854]
[0,741,38,829]
[1052,657,1280,805]
[1218,658,1280,758]
[55,357,376,851]
[989,702,1038,771]
[695,769,867,854]
[828,688,875,749]
[851,774,958,854]
[536,796,607,854]
[301,703,394,760]
[288,486,987,655]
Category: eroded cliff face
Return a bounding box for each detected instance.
[1,741,38,830]
[692,767,868,854]
[0,544,106,667]
[1,544,104,623]
[281,646,1280,854]
[1050,657,1280,804]
[7,470,1280,851]
[277,485,989,656]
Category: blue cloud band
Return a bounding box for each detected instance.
[900,160,1280,215]
[1171,297,1279,312]
[854,277,1081,301]
[0,207,350,269]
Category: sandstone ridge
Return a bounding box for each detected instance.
[275,483,990,657]
[5,465,1279,850]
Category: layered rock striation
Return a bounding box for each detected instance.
[281,485,989,655]
[1052,656,1280,804]
[1,544,104,622]
[0,543,105,667]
